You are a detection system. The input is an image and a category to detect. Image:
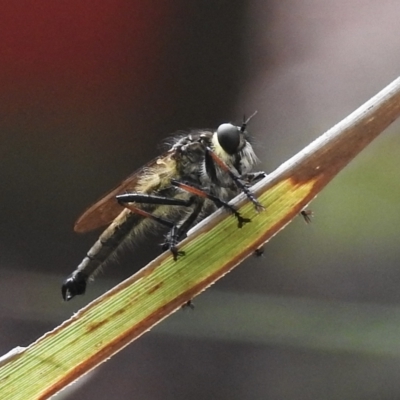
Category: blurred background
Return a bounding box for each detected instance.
[1,1,400,399]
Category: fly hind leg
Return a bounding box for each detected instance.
[116,193,201,260]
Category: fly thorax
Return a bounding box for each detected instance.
[175,140,206,185]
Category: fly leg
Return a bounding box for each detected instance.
[116,194,184,229]
[161,198,205,258]
[170,180,251,228]
[243,171,313,223]
[62,210,140,301]
[63,193,205,302]
[116,193,200,260]
[243,171,267,184]
[204,147,264,211]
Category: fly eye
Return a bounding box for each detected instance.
[216,123,240,154]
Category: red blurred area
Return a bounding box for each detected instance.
[0,1,175,114]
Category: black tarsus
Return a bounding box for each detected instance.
[62,271,89,301]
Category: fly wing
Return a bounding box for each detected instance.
[74,153,170,233]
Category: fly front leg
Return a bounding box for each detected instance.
[242,171,313,223]
[243,171,267,184]
[204,147,264,212]
[170,180,251,228]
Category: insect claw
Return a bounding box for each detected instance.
[171,247,185,260]
[255,203,265,212]
[61,272,88,301]
[248,196,265,212]
[236,214,251,228]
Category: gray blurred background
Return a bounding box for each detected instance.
[1,1,400,399]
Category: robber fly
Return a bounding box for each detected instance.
[62,113,265,301]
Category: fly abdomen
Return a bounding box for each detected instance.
[62,209,140,301]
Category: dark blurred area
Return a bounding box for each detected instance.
[1,1,400,399]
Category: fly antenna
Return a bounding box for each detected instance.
[241,110,258,132]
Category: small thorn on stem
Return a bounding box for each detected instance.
[300,210,313,224]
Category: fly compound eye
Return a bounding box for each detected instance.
[217,123,240,154]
